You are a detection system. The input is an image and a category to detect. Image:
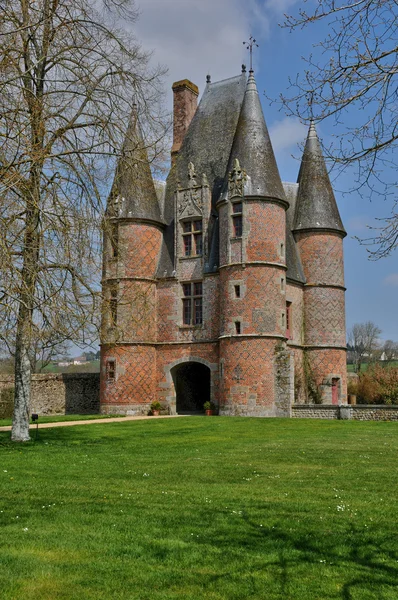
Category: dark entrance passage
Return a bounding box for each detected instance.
[172,362,210,414]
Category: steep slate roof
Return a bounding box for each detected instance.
[157,74,247,276]
[294,121,346,235]
[222,71,286,202]
[283,182,306,284]
[107,106,163,224]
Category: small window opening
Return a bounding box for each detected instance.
[281,312,285,329]
[286,301,292,339]
[281,277,285,291]
[234,285,241,298]
[280,242,285,258]
[235,321,241,334]
[232,202,243,238]
[106,359,116,382]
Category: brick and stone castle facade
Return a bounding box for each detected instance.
[100,69,347,416]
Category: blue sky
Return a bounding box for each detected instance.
[131,0,398,342]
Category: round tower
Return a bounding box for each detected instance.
[217,71,292,417]
[101,106,164,414]
[293,121,347,405]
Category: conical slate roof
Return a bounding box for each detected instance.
[107,105,163,224]
[224,71,286,202]
[294,121,346,235]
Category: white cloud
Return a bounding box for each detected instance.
[133,0,301,106]
[269,117,306,153]
[135,0,250,104]
[384,274,398,287]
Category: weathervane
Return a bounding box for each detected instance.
[243,35,259,72]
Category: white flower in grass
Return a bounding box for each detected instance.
[23,528,28,532]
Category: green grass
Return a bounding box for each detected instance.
[0,418,397,599]
[0,413,124,427]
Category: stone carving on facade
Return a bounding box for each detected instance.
[233,364,244,382]
[228,158,246,199]
[177,162,206,217]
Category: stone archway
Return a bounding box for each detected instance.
[171,362,211,414]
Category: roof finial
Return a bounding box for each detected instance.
[206,74,211,84]
[242,64,246,74]
[243,35,259,72]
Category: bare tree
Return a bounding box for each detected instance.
[382,339,398,363]
[348,321,382,373]
[0,0,168,441]
[282,1,398,257]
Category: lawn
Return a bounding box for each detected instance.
[0,418,397,600]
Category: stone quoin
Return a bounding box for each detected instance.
[100,68,347,416]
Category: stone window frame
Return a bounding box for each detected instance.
[181,218,203,257]
[106,359,116,383]
[286,301,292,339]
[231,200,243,238]
[181,280,203,326]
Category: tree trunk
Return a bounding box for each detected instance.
[11,316,32,441]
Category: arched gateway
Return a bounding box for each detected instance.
[171,362,210,414]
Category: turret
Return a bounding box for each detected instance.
[217,71,292,416]
[294,121,347,404]
[100,105,164,414]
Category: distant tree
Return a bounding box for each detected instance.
[382,340,398,363]
[348,322,382,373]
[0,0,167,441]
[282,1,398,257]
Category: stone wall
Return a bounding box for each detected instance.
[0,373,100,418]
[292,404,398,421]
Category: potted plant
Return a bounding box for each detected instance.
[203,401,216,416]
[150,401,162,416]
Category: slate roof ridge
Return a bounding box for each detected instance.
[206,74,246,88]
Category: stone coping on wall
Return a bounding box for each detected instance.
[0,373,99,381]
[292,404,398,421]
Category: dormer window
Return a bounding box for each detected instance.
[232,202,242,238]
[182,219,202,256]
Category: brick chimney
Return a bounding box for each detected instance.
[171,79,199,162]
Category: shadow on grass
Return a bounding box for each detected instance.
[188,509,398,599]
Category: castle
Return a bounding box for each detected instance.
[100,68,347,416]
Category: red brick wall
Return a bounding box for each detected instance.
[219,337,279,415]
[119,223,162,279]
[219,265,286,337]
[171,80,199,156]
[296,230,347,403]
[296,231,345,286]
[100,345,157,413]
[245,201,286,263]
[303,287,346,347]
[306,348,347,404]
